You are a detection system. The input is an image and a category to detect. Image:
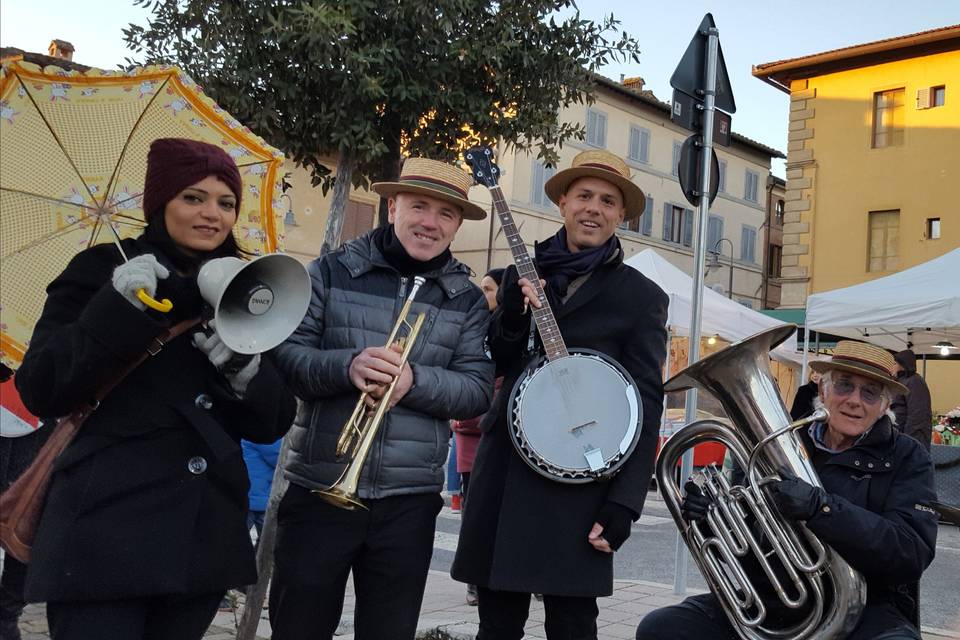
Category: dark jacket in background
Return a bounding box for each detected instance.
[452,254,669,597]
[891,350,933,451]
[272,231,494,498]
[14,237,296,603]
[790,381,819,420]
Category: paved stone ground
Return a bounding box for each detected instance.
[16,569,959,639]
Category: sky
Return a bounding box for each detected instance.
[2,0,957,176]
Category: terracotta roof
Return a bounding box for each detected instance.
[592,74,785,159]
[1,47,91,72]
[753,24,960,92]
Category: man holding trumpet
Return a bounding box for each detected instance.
[270,157,494,640]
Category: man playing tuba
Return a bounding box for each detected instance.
[270,157,494,640]
[637,341,938,640]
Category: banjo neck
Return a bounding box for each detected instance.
[487,184,569,362]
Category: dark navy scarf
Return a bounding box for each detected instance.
[534,228,620,301]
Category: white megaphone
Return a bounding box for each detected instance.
[197,254,311,355]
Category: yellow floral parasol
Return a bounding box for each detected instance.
[0,60,288,369]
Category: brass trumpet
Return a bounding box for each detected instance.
[314,276,427,510]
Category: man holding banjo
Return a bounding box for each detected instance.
[452,149,669,639]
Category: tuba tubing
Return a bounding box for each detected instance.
[656,324,866,640]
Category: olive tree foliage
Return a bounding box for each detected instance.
[125,0,640,248]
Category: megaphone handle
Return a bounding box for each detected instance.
[137,289,173,313]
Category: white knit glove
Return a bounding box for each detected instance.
[111,254,169,310]
[192,323,261,397]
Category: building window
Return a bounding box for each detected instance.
[530,160,556,208]
[586,108,607,148]
[707,215,724,251]
[619,195,653,234]
[934,86,946,107]
[663,203,691,245]
[775,199,785,225]
[744,170,759,203]
[873,88,905,148]
[628,125,650,163]
[927,217,941,240]
[718,159,727,193]
[740,225,757,263]
[768,244,782,278]
[671,141,682,177]
[868,209,900,272]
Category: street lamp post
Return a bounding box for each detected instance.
[707,237,734,299]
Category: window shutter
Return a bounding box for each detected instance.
[917,87,932,109]
[629,127,640,160]
[587,111,597,146]
[641,197,653,235]
[672,143,681,176]
[662,202,673,241]
[718,160,727,193]
[683,209,694,247]
[531,162,544,206]
[640,130,650,162]
[598,113,607,147]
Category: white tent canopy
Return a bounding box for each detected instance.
[624,248,799,363]
[805,249,960,355]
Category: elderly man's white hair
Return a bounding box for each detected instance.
[813,369,898,425]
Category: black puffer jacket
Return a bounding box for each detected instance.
[272,231,494,498]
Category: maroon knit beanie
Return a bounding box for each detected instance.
[141,138,243,221]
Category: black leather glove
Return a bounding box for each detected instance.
[154,271,204,324]
[769,473,827,521]
[595,502,636,551]
[681,480,712,524]
[496,265,529,332]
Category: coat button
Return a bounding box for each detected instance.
[187,456,208,474]
[885,462,892,468]
[194,393,213,410]
[867,462,874,469]
[821,505,831,514]
[854,460,860,466]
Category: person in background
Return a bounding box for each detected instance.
[242,438,282,539]
[13,138,296,640]
[450,267,504,604]
[891,349,933,451]
[1,364,49,640]
[790,370,821,420]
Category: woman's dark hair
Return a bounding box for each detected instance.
[484,267,505,286]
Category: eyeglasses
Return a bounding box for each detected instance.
[831,378,883,405]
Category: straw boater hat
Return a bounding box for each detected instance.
[544,149,646,220]
[810,340,908,396]
[371,157,486,221]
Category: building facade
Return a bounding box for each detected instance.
[753,25,960,308]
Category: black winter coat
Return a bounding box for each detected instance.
[451,255,669,597]
[14,237,296,603]
[891,373,933,451]
[800,416,938,618]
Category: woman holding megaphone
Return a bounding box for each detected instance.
[13,138,296,639]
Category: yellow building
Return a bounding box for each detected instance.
[754,25,960,413]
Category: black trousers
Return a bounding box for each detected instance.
[634,593,921,640]
[46,593,222,640]
[269,484,443,640]
[476,586,600,640]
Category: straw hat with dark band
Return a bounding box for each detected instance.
[810,340,908,396]
[371,157,486,221]
[544,150,646,220]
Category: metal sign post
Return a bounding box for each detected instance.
[669,13,732,596]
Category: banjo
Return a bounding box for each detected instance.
[465,147,643,483]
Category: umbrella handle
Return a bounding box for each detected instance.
[137,289,173,313]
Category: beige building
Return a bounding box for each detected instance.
[281,76,784,310]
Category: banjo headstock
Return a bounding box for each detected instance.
[464,147,501,189]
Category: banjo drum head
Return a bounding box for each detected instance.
[511,350,642,481]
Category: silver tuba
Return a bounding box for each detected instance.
[656,325,866,640]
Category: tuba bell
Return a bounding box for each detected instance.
[656,325,866,640]
[314,276,427,510]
